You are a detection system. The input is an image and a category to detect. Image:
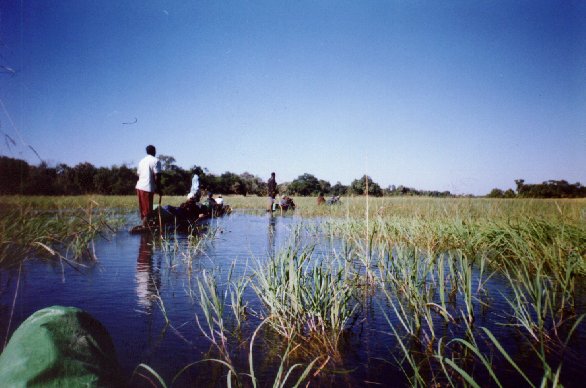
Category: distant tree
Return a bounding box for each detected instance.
[487,188,504,198]
[239,172,264,196]
[277,182,289,195]
[161,169,191,195]
[0,156,30,194]
[515,179,525,196]
[330,181,348,196]
[318,179,331,195]
[24,162,58,194]
[349,175,383,197]
[93,165,136,195]
[158,155,178,171]
[490,179,585,198]
[94,167,113,194]
[72,162,97,194]
[383,184,398,196]
[288,173,323,196]
[215,172,242,194]
[155,155,191,195]
[504,189,516,198]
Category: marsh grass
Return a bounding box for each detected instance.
[1,195,584,385]
[307,197,584,385]
[0,198,126,266]
[250,229,357,360]
[190,268,319,387]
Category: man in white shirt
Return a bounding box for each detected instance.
[187,173,201,202]
[135,145,161,227]
[215,195,224,205]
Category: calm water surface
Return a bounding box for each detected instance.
[1,212,585,386]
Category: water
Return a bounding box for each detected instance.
[1,212,585,386]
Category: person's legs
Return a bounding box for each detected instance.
[137,189,153,226]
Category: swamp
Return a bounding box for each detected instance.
[0,195,585,387]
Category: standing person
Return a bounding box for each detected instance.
[187,171,201,202]
[267,172,277,212]
[215,195,224,206]
[135,145,161,227]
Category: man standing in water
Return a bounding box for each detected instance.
[136,145,161,227]
[267,172,277,212]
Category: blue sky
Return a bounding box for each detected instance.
[1,1,584,195]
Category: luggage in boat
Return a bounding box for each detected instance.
[130,202,232,233]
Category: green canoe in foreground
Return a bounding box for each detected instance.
[0,306,124,387]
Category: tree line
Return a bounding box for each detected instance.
[0,155,264,196]
[487,179,586,198]
[0,155,455,197]
[1,155,582,198]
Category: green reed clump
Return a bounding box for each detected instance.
[0,200,125,266]
[251,240,356,357]
[228,261,250,329]
[189,269,319,388]
[196,270,233,370]
[358,209,584,385]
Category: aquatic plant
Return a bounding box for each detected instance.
[0,199,124,266]
[251,238,356,358]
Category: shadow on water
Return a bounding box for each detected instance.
[0,212,585,386]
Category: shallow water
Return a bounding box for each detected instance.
[1,212,585,386]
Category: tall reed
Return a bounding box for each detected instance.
[251,235,356,358]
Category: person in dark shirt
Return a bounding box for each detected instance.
[267,172,277,212]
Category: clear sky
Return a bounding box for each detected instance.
[1,1,584,195]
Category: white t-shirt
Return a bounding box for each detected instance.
[135,155,161,192]
[215,197,224,205]
[188,174,199,196]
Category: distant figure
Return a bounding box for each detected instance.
[279,195,296,212]
[317,193,325,205]
[327,195,341,205]
[215,195,224,205]
[135,145,161,227]
[187,172,201,202]
[206,192,217,208]
[267,172,277,212]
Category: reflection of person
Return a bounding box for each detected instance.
[267,172,277,212]
[268,216,276,259]
[135,145,161,227]
[135,234,159,311]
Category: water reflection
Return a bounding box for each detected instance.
[268,215,276,259]
[135,234,161,313]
